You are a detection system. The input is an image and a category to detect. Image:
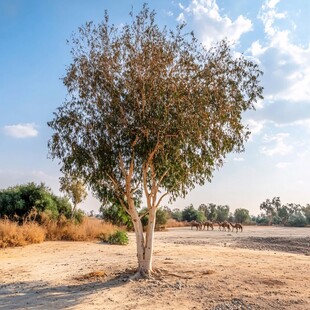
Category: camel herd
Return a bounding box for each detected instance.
[190,220,243,232]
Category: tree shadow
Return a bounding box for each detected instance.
[0,271,132,310]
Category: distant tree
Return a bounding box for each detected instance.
[154,207,168,229]
[48,5,263,277]
[205,203,218,221]
[228,212,234,222]
[182,205,199,222]
[198,204,208,217]
[171,208,182,222]
[260,197,279,225]
[287,213,307,227]
[59,175,88,219]
[216,205,230,222]
[234,208,250,224]
[277,205,290,225]
[302,204,310,224]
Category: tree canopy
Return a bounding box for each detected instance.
[48,5,263,276]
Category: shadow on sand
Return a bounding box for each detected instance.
[0,272,131,310]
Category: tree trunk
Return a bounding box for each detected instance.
[128,200,156,277]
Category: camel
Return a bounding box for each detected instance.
[202,220,214,231]
[215,220,231,231]
[190,220,202,230]
[229,222,243,232]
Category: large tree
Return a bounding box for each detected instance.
[48,5,263,277]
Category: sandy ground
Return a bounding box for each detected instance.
[0,226,309,310]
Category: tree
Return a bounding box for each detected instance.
[234,208,250,224]
[216,205,230,222]
[59,175,88,219]
[302,204,310,224]
[182,204,200,222]
[171,208,182,222]
[198,203,218,221]
[260,197,279,225]
[48,5,263,277]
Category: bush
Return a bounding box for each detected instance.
[107,230,129,245]
[0,182,74,222]
[287,214,307,227]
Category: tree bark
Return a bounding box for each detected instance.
[127,198,156,277]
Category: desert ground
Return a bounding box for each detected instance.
[0,226,309,310]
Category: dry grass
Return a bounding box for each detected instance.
[0,220,45,248]
[44,217,117,241]
[166,219,187,228]
[0,217,118,248]
[74,270,106,282]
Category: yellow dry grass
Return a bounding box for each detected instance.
[0,217,118,248]
[166,218,187,228]
[0,220,45,248]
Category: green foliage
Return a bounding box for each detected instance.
[302,204,310,224]
[216,205,230,222]
[198,203,218,221]
[287,213,307,227]
[48,5,263,208]
[139,207,169,230]
[181,204,205,222]
[100,202,133,230]
[155,208,168,229]
[258,197,309,227]
[0,183,74,222]
[59,175,87,218]
[234,208,250,224]
[171,208,182,222]
[108,230,129,245]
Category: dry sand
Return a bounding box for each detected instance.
[0,226,309,309]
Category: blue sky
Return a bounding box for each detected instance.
[1,0,309,215]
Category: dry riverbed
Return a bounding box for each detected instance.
[0,226,309,309]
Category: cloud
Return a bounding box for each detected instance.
[247,119,265,136]
[275,162,290,169]
[4,123,38,138]
[233,157,244,162]
[177,0,253,48]
[248,0,310,103]
[260,133,292,156]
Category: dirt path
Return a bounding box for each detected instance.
[0,226,309,309]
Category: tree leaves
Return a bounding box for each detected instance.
[48,4,263,205]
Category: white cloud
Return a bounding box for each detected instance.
[275,162,290,169]
[4,123,38,138]
[261,133,292,156]
[248,0,310,103]
[247,119,265,136]
[233,157,244,162]
[178,0,252,48]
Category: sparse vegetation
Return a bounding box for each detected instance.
[107,230,129,245]
[0,215,120,248]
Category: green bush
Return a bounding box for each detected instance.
[287,214,307,227]
[107,230,129,245]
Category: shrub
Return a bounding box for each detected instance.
[287,214,307,227]
[107,230,129,245]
